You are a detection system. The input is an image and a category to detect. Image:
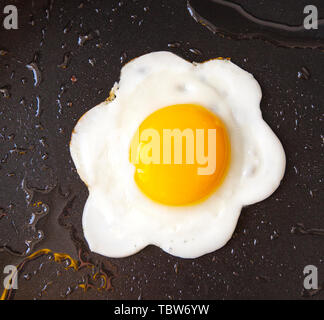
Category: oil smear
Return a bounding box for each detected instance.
[0,177,117,300]
[291,223,324,236]
[0,248,115,300]
[0,249,78,300]
[187,0,324,49]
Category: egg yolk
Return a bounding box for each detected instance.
[129,104,230,206]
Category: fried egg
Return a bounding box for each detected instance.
[70,51,286,258]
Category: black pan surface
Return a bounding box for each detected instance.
[0,0,323,300]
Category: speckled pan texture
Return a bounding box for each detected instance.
[0,0,323,300]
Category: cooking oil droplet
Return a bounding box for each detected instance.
[44,8,50,20]
[39,137,47,147]
[24,273,32,281]
[58,52,71,69]
[270,230,279,240]
[291,223,324,236]
[0,86,11,98]
[297,66,311,80]
[71,75,77,83]
[29,14,35,26]
[9,145,28,156]
[0,49,8,56]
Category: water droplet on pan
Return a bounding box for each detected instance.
[120,52,127,64]
[26,62,42,87]
[35,96,41,117]
[189,48,203,55]
[88,57,96,67]
[78,33,94,46]
[63,20,73,34]
[168,42,181,48]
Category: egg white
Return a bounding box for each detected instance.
[70,51,286,258]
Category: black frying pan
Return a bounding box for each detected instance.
[0,0,323,300]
